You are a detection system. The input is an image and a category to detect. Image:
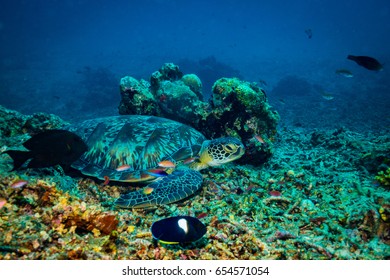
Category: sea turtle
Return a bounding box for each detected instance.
[65,115,245,208]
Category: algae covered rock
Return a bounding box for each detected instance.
[0,105,67,138]
[0,105,26,138]
[181,74,203,101]
[22,112,66,134]
[150,63,183,91]
[202,77,279,165]
[118,76,158,115]
[119,63,209,123]
[155,80,206,122]
[118,64,279,166]
[149,63,208,122]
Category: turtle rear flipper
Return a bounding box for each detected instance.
[115,169,203,209]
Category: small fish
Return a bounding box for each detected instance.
[321,92,334,100]
[145,169,168,177]
[254,135,265,144]
[0,199,6,209]
[143,187,154,195]
[347,55,383,71]
[183,157,198,165]
[269,190,282,197]
[116,164,131,172]
[278,98,286,105]
[246,184,257,192]
[257,79,267,87]
[196,213,208,219]
[335,69,353,78]
[11,179,28,189]
[310,217,327,225]
[158,160,176,168]
[305,28,312,39]
[103,176,110,185]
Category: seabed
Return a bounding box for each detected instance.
[1,117,389,260]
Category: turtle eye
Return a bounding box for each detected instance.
[223,144,237,153]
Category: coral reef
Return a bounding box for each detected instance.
[119,63,209,123]
[0,105,66,138]
[0,108,388,260]
[118,63,279,165]
[203,77,279,165]
[118,76,158,116]
[0,175,120,259]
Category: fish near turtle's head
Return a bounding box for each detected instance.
[192,137,245,170]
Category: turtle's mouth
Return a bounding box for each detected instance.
[236,146,245,157]
[230,145,245,160]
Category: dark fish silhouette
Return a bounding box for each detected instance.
[347,55,383,71]
[305,29,312,39]
[3,129,88,170]
[151,216,206,244]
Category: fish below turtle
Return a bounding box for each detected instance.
[151,216,207,244]
[4,115,245,208]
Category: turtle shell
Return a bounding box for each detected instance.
[67,115,206,182]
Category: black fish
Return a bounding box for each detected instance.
[347,55,383,71]
[305,29,312,39]
[151,216,206,244]
[3,129,87,170]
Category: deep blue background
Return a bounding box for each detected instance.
[0,0,389,130]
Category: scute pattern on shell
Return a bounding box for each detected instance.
[67,115,206,182]
[115,169,203,208]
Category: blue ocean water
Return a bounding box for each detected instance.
[0,0,389,128]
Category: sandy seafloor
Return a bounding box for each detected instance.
[0,105,389,260]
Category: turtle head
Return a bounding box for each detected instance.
[191,137,245,170]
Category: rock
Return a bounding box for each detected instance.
[0,105,67,138]
[118,65,279,166]
[181,74,203,101]
[150,63,183,91]
[118,76,159,115]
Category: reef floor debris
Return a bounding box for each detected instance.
[0,120,389,259]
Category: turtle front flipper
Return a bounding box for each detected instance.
[115,169,203,209]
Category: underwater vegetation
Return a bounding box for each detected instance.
[0,105,389,260]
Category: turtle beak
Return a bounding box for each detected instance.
[234,144,245,158]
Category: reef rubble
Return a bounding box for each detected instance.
[0,105,389,260]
